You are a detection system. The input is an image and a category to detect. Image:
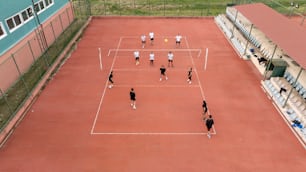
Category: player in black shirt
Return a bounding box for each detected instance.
[187,67,192,84]
[130,88,136,109]
[159,65,168,81]
[205,115,214,139]
[108,71,114,88]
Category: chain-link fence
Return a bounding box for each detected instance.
[72,0,305,25]
[0,2,90,131]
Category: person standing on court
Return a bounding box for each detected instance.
[205,115,214,139]
[175,33,182,47]
[187,67,192,84]
[130,88,136,110]
[167,51,174,67]
[134,50,140,65]
[108,71,114,89]
[141,34,146,48]
[160,65,168,81]
[149,32,154,45]
[202,100,208,115]
[149,51,155,66]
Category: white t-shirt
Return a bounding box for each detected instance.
[141,35,146,42]
[168,52,173,60]
[134,51,140,58]
[149,32,154,39]
[149,53,154,60]
[176,35,182,42]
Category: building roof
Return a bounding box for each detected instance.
[234,3,306,69]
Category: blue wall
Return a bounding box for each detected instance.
[0,0,70,56]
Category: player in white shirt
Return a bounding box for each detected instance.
[167,51,174,67]
[149,51,155,66]
[175,33,182,47]
[141,34,146,48]
[134,50,140,65]
[149,32,154,45]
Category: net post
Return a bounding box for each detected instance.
[197,49,202,58]
[98,48,102,70]
[107,49,111,56]
[204,48,208,70]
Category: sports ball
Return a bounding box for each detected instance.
[164,38,168,43]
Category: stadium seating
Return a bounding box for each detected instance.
[215,15,245,55]
[225,8,262,49]
[262,74,306,143]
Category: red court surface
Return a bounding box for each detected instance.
[0,17,305,172]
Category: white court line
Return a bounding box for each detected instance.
[111,68,196,72]
[184,37,205,100]
[90,37,123,134]
[109,84,200,88]
[91,132,217,135]
[120,36,187,39]
[108,48,201,57]
[185,37,216,133]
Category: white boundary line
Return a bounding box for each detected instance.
[106,84,200,88]
[107,48,202,57]
[119,36,187,39]
[90,37,123,134]
[92,132,217,135]
[185,36,216,133]
[111,68,196,72]
[98,48,102,70]
[184,37,205,100]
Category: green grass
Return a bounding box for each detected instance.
[75,0,305,16]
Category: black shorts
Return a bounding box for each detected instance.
[150,38,154,41]
[206,126,212,131]
[131,97,136,101]
[176,41,180,44]
[142,41,146,43]
[135,57,139,60]
[168,59,173,62]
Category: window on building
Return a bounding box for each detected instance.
[44,0,50,6]
[13,15,22,26]
[21,7,34,23]
[45,0,54,7]
[34,3,40,13]
[6,18,15,30]
[0,22,7,39]
[34,0,54,14]
[39,1,45,10]
[22,11,29,21]
[6,14,23,31]
[27,8,33,17]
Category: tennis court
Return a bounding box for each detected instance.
[0,17,305,172]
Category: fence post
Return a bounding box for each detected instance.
[0,88,13,115]
[119,0,121,16]
[50,21,59,52]
[11,54,30,94]
[59,13,65,32]
[104,0,106,16]
[27,40,36,63]
[163,0,165,16]
[66,7,71,24]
